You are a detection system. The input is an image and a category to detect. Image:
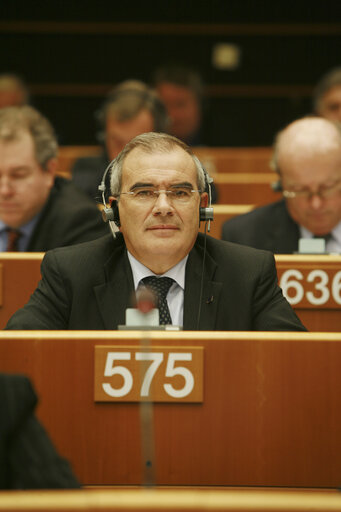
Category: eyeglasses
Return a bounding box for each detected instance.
[282,179,341,200]
[118,187,201,204]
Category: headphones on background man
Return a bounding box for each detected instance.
[98,157,214,230]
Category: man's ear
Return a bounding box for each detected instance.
[44,158,57,188]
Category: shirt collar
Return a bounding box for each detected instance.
[299,222,341,241]
[0,214,40,237]
[127,251,188,291]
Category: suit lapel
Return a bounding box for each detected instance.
[94,243,135,330]
[183,239,222,330]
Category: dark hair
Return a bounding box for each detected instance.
[152,65,204,102]
[96,80,169,141]
[313,67,341,114]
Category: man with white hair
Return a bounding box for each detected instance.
[222,117,341,253]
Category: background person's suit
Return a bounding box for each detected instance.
[221,200,300,254]
[5,233,306,331]
[0,373,79,489]
[71,151,108,201]
[25,176,109,251]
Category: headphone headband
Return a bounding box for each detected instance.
[99,155,214,229]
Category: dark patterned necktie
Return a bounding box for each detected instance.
[141,276,174,325]
[6,228,22,251]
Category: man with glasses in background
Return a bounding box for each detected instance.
[6,132,305,331]
[222,117,341,253]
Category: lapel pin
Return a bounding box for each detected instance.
[206,296,214,304]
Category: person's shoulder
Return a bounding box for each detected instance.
[197,232,273,261]
[43,232,122,265]
[50,177,103,212]
[226,200,286,226]
[0,374,36,428]
[72,152,108,171]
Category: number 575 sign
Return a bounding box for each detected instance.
[94,346,203,403]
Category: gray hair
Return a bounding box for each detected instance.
[0,105,58,169]
[109,132,206,196]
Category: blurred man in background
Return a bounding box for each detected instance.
[0,74,29,109]
[72,80,168,200]
[222,117,341,253]
[313,67,341,124]
[0,106,108,251]
[153,65,203,146]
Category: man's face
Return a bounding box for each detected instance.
[281,150,341,235]
[318,86,341,123]
[0,131,55,229]
[105,109,154,161]
[115,147,207,274]
[156,82,201,141]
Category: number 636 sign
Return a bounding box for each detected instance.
[277,265,341,308]
[94,346,203,403]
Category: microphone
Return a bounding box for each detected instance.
[123,287,160,328]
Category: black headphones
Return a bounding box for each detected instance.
[99,156,214,229]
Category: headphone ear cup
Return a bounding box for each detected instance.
[101,200,120,227]
[113,202,120,227]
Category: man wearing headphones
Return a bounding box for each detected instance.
[6,132,305,331]
[222,117,341,254]
[0,105,109,252]
[72,80,169,201]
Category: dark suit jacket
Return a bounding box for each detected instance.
[0,374,79,489]
[5,233,305,331]
[221,200,300,254]
[26,176,109,251]
[72,152,109,201]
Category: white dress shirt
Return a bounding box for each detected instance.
[299,221,341,253]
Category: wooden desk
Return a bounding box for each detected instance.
[0,487,341,511]
[0,253,43,329]
[57,145,101,178]
[275,255,341,332]
[214,173,280,205]
[1,331,341,488]
[193,146,273,174]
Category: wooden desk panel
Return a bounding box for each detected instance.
[1,331,341,488]
[193,146,273,174]
[57,145,101,177]
[275,255,341,332]
[214,173,280,205]
[0,488,340,511]
[0,254,43,329]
